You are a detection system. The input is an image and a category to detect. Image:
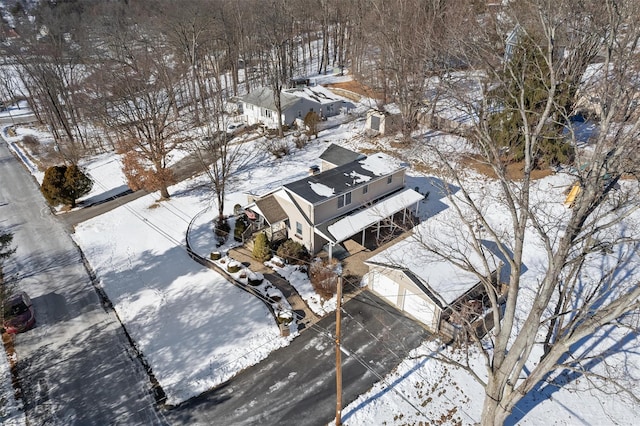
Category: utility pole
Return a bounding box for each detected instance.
[335,275,343,426]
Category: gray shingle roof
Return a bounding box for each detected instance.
[319,144,365,168]
[284,154,399,204]
[255,194,288,224]
[241,87,302,112]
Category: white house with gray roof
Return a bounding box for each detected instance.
[244,145,423,257]
[240,86,344,129]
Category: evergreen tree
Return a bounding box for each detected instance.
[252,232,271,262]
[487,38,574,168]
[41,164,93,207]
[64,164,93,207]
[41,165,67,206]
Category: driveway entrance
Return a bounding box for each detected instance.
[165,291,430,425]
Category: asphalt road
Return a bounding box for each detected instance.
[166,291,430,426]
[0,140,164,424]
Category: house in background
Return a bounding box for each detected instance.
[240,85,345,129]
[244,144,423,257]
[365,240,502,341]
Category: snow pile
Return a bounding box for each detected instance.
[266,256,337,316]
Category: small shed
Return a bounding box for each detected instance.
[365,108,402,135]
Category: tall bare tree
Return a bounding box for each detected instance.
[406,1,640,424]
[99,20,185,200]
[10,0,95,162]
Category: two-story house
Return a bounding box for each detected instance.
[245,144,424,257]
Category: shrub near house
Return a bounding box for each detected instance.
[253,232,271,262]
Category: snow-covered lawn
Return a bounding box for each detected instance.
[67,123,369,404]
[72,182,291,405]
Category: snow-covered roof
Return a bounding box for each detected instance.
[316,188,424,243]
[284,152,403,204]
[241,87,301,112]
[284,85,343,105]
[366,238,489,306]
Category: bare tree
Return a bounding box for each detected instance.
[367,0,462,138]
[10,0,96,162]
[403,1,640,424]
[192,79,246,224]
[254,0,297,137]
[99,22,185,200]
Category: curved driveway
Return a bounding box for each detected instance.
[0,140,164,425]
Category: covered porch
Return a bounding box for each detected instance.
[315,188,424,259]
[244,195,288,243]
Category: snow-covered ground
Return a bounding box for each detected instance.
[0,343,24,426]
[266,256,337,316]
[2,72,640,424]
[341,170,640,424]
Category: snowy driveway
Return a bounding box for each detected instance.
[166,291,430,425]
[0,141,163,425]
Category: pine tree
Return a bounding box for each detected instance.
[41,165,67,206]
[252,232,271,262]
[487,38,574,168]
[64,164,93,207]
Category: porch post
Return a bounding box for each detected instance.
[361,228,365,246]
[402,208,406,224]
[415,201,419,216]
[329,242,333,260]
[376,221,381,239]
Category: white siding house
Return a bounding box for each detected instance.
[240,86,344,129]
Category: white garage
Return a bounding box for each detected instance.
[368,271,401,306]
[402,288,439,331]
[365,262,446,332]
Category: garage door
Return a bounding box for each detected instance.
[369,273,400,305]
[403,289,437,330]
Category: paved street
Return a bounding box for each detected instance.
[0,140,164,425]
[166,291,430,426]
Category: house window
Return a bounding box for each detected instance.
[338,192,352,209]
[296,221,302,236]
[362,185,368,194]
[387,176,393,184]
